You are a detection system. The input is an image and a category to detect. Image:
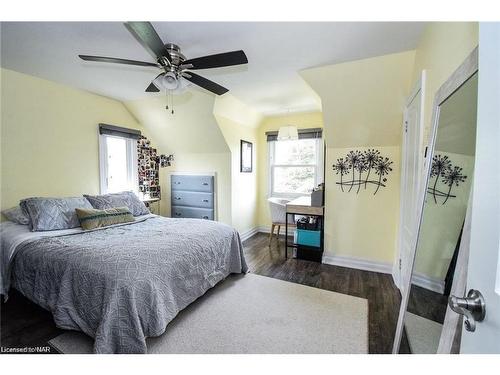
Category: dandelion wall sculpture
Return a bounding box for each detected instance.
[332,157,349,192]
[427,154,467,205]
[332,149,393,195]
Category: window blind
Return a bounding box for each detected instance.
[99,123,141,140]
[265,127,322,142]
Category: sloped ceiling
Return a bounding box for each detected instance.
[300,51,416,148]
[1,22,426,116]
[124,90,229,154]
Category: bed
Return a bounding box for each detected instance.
[1,214,247,353]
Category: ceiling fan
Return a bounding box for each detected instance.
[78,22,248,96]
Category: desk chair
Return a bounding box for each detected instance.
[267,197,295,245]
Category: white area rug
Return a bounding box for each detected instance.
[405,312,443,354]
[49,273,368,354]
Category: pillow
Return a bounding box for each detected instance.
[84,191,149,216]
[76,207,134,231]
[2,205,31,225]
[20,196,93,231]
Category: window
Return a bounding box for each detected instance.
[269,136,323,197]
[99,133,138,194]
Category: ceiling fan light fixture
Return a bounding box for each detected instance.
[277,126,299,141]
[155,72,179,90]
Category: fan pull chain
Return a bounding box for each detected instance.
[164,90,174,114]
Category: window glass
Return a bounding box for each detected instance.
[99,135,138,194]
[269,137,323,197]
[106,136,129,193]
[274,139,316,165]
[273,166,316,194]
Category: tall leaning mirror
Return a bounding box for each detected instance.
[393,48,478,354]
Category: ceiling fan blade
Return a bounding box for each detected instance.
[145,82,160,92]
[182,50,248,70]
[124,22,172,64]
[145,73,165,92]
[79,55,158,67]
[182,72,229,95]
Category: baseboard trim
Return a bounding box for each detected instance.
[254,229,397,277]
[411,272,445,294]
[240,227,260,242]
[322,254,393,275]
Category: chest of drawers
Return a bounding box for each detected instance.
[171,174,215,220]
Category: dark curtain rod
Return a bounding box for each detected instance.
[99,123,141,140]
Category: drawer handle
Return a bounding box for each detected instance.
[202,182,209,186]
[202,216,209,219]
[174,213,181,217]
[174,197,181,200]
[202,199,209,203]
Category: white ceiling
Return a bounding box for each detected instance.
[1,22,426,115]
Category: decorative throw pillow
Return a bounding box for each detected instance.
[20,196,93,231]
[2,205,31,225]
[75,207,134,231]
[84,191,149,216]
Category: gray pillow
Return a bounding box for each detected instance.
[2,205,31,225]
[84,191,149,217]
[20,196,93,231]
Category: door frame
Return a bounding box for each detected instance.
[393,70,426,289]
[460,24,500,353]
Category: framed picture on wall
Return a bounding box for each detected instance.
[240,140,253,173]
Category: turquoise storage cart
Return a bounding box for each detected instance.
[296,229,322,248]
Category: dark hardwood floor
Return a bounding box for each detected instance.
[1,232,406,354]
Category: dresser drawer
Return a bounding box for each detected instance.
[171,191,213,209]
[171,175,214,192]
[171,206,214,220]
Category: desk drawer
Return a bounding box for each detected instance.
[171,191,213,209]
[171,206,214,220]
[171,175,214,192]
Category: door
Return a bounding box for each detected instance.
[460,23,500,353]
[396,71,425,292]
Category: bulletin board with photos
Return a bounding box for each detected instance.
[137,136,161,200]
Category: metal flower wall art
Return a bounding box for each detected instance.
[428,154,467,205]
[332,149,393,195]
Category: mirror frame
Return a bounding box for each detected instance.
[392,47,478,354]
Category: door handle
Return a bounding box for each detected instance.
[449,289,486,332]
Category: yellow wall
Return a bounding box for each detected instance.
[325,146,401,263]
[0,68,156,214]
[124,91,232,224]
[300,52,415,264]
[256,111,324,228]
[214,95,261,234]
[411,22,478,144]
[301,51,416,148]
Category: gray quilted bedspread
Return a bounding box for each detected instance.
[11,216,247,353]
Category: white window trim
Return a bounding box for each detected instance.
[268,138,324,199]
[99,133,139,195]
